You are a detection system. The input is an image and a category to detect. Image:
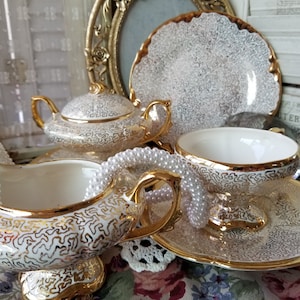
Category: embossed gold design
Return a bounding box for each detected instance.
[0,167,181,271]
[198,0,234,14]
[145,178,300,270]
[124,170,182,240]
[20,257,105,300]
[31,92,172,153]
[176,145,298,173]
[0,164,182,298]
[141,100,172,145]
[85,0,112,86]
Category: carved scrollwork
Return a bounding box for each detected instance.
[85,0,113,85]
[197,0,235,14]
[114,0,131,12]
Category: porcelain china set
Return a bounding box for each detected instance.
[31,82,171,157]
[1,10,299,300]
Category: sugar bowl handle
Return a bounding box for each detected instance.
[142,100,172,144]
[123,170,182,241]
[31,95,59,128]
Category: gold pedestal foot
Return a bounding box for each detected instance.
[20,256,105,300]
[208,193,268,232]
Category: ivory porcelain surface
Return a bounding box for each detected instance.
[106,0,234,96]
[0,160,99,210]
[176,127,299,231]
[31,84,171,154]
[176,127,299,191]
[129,11,281,147]
[147,177,300,270]
[178,127,298,165]
[0,160,181,298]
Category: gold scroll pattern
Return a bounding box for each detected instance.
[0,194,135,272]
[20,256,105,299]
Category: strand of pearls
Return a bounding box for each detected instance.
[85,147,209,228]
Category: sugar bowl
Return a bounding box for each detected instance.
[31,83,171,155]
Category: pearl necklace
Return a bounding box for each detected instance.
[85,147,209,229]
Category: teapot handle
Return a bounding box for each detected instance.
[142,100,172,144]
[123,170,182,241]
[31,96,59,128]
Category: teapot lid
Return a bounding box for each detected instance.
[61,84,135,122]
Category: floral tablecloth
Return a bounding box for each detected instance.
[3,245,299,300]
[94,246,300,300]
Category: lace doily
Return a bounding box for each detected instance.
[120,237,176,272]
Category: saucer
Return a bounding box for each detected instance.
[144,177,300,270]
[129,11,281,147]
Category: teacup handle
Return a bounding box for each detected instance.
[142,100,172,144]
[123,170,182,241]
[31,95,59,128]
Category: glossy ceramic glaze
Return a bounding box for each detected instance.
[176,127,298,190]
[0,160,181,299]
[31,84,171,154]
[146,177,300,270]
[129,11,281,148]
[176,127,299,231]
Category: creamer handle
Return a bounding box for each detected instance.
[142,100,172,144]
[123,170,182,240]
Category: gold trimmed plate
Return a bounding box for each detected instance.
[143,177,300,271]
[129,11,282,148]
[107,0,235,96]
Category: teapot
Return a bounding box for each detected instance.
[0,159,181,299]
[31,83,172,155]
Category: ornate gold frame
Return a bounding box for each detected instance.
[85,0,235,96]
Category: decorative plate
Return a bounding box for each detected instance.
[129,11,282,148]
[107,0,234,96]
[143,177,300,271]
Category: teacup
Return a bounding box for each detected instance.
[175,127,299,231]
[0,159,181,299]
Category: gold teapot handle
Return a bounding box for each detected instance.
[31,95,59,128]
[142,100,172,144]
[123,170,182,241]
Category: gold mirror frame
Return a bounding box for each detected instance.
[85,0,235,96]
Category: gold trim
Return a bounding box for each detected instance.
[141,178,300,271]
[106,0,235,96]
[32,94,136,124]
[196,0,235,15]
[141,100,172,144]
[60,110,134,123]
[129,10,282,118]
[20,256,106,300]
[0,163,113,219]
[31,95,59,129]
[85,0,113,86]
[122,170,182,240]
[151,233,300,271]
[175,143,299,172]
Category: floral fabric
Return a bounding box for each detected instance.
[92,247,300,300]
[1,247,300,299]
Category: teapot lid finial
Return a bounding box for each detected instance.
[89,82,115,95]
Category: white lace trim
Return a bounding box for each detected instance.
[120,237,176,272]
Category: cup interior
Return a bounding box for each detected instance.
[0,160,100,211]
[176,127,299,165]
